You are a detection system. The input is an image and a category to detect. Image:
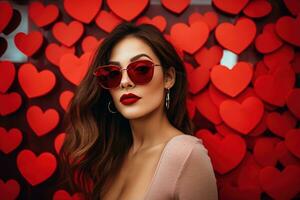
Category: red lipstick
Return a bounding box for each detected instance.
[120,93,141,105]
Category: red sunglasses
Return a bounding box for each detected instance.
[93,59,161,89]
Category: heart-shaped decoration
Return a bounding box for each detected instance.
[266,111,297,138]
[193,89,222,125]
[275,142,300,167]
[259,165,300,200]
[17,149,57,186]
[28,2,59,27]
[18,63,56,98]
[53,190,84,200]
[194,45,223,69]
[276,15,300,47]
[59,90,74,111]
[285,129,300,159]
[0,179,20,200]
[196,129,246,174]
[0,127,22,154]
[64,0,102,24]
[186,64,210,94]
[0,1,13,33]
[59,52,91,85]
[215,17,256,54]
[263,45,294,71]
[14,31,43,56]
[186,97,196,119]
[26,106,59,136]
[211,62,253,97]
[52,21,84,47]
[255,23,283,54]
[161,0,190,14]
[54,133,66,154]
[254,64,295,106]
[136,15,167,32]
[45,43,75,67]
[0,37,7,57]
[283,0,300,16]
[212,0,249,14]
[243,0,272,18]
[287,88,300,119]
[95,10,123,33]
[292,52,300,73]
[219,96,264,134]
[107,0,149,21]
[0,61,15,93]
[253,137,280,167]
[189,11,219,31]
[170,21,209,54]
[81,35,103,53]
[0,92,22,116]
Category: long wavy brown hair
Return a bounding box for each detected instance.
[58,22,194,200]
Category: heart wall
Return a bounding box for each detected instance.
[1,0,300,199]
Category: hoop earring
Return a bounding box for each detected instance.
[108,101,117,114]
[165,88,170,110]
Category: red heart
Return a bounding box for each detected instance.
[220,182,261,200]
[254,64,295,107]
[18,63,56,98]
[263,45,294,70]
[292,52,300,73]
[194,45,223,69]
[0,92,22,116]
[210,62,253,97]
[0,179,20,200]
[0,61,15,93]
[253,137,281,167]
[276,15,300,47]
[0,127,22,154]
[283,0,300,16]
[0,1,13,33]
[212,0,249,15]
[136,15,167,32]
[196,129,246,174]
[285,129,300,159]
[252,61,270,84]
[170,21,209,54]
[54,133,66,154]
[186,63,210,94]
[64,0,102,24]
[189,11,219,31]
[220,97,264,134]
[59,90,74,111]
[45,43,75,67]
[275,142,300,167]
[215,17,256,54]
[14,31,43,56]
[107,0,149,21]
[259,165,300,200]
[26,105,59,136]
[81,35,103,53]
[59,52,91,85]
[161,0,190,14]
[52,21,84,47]
[186,97,196,119]
[243,0,272,18]
[266,111,297,138]
[53,190,84,200]
[17,149,57,186]
[255,23,283,54]
[28,2,59,27]
[193,89,222,125]
[95,10,123,33]
[287,88,300,119]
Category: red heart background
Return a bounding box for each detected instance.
[1,0,300,199]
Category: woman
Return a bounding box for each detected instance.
[59,22,218,200]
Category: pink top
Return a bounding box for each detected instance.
[144,134,218,200]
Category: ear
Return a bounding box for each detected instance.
[164,67,176,89]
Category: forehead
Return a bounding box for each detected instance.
[109,36,159,63]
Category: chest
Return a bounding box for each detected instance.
[102,146,165,200]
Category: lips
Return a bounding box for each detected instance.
[120,93,141,105]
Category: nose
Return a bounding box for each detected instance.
[119,68,135,89]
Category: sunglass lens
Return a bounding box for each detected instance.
[128,60,154,84]
[96,66,121,89]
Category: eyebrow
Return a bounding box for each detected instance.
[108,53,153,65]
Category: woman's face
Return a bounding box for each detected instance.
[107,36,173,120]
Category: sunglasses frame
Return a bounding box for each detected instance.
[93,59,161,89]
